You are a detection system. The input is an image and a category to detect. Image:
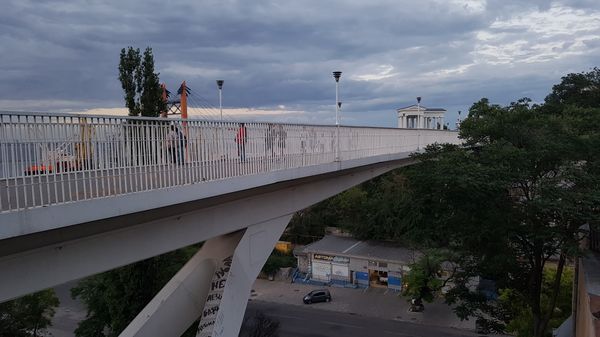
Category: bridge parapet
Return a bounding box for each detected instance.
[0,111,459,213]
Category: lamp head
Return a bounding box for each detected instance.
[333,71,342,82]
[417,96,421,104]
[216,80,224,90]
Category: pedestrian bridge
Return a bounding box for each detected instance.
[0,111,459,337]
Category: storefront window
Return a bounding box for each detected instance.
[368,269,388,287]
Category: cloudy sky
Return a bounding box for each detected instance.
[1,0,599,127]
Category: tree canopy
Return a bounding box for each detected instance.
[118,46,166,117]
[0,289,59,337]
[544,67,600,110]
[286,68,600,337]
[71,247,198,337]
[409,95,598,334]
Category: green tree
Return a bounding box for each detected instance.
[118,46,166,117]
[72,246,198,337]
[402,250,449,304]
[0,289,60,337]
[284,198,339,244]
[283,171,414,244]
[261,250,296,276]
[401,96,599,337]
[499,266,574,337]
[544,67,600,110]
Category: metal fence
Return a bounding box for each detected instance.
[0,112,460,213]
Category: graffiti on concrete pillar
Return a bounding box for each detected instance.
[197,256,232,337]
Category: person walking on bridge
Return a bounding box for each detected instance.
[235,123,248,162]
[166,124,185,164]
[166,124,178,164]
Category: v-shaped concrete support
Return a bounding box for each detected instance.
[199,214,293,337]
[119,215,293,337]
[119,231,244,337]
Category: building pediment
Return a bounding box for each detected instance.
[396,104,446,113]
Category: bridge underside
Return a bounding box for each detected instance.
[0,157,414,336]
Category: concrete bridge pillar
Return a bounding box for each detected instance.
[119,214,292,337]
[206,214,293,337]
[119,232,244,337]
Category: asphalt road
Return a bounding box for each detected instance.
[50,282,486,337]
[245,300,482,337]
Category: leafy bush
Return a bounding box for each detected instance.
[261,250,296,276]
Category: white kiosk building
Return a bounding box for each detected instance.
[397,97,446,129]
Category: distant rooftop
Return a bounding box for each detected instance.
[302,235,420,264]
[397,104,446,112]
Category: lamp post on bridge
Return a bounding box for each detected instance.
[217,80,225,158]
[333,71,342,161]
[217,80,224,122]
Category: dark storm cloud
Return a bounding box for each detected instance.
[1,0,599,127]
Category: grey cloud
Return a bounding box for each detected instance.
[1,0,599,127]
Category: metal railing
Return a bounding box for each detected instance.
[0,112,460,213]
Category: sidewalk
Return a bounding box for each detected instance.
[250,278,476,331]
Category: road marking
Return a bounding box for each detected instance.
[383,331,418,337]
[321,321,363,329]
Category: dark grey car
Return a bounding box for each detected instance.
[303,289,332,304]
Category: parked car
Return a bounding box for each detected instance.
[303,289,331,304]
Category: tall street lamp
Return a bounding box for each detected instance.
[333,71,342,125]
[217,80,224,122]
[217,80,225,158]
[416,96,421,129]
[333,71,342,161]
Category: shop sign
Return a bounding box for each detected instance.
[333,256,350,263]
[313,254,334,261]
[313,254,349,264]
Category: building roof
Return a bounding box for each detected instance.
[396,104,447,112]
[302,235,420,264]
